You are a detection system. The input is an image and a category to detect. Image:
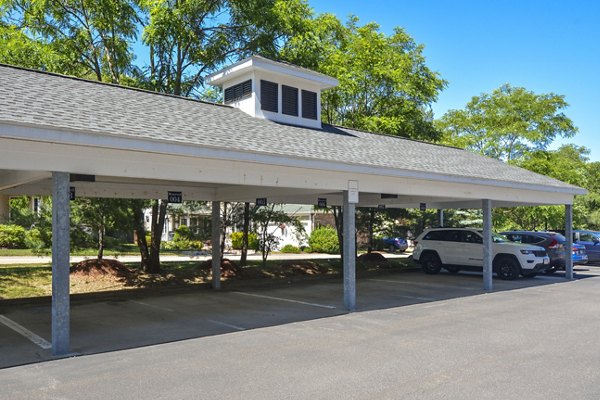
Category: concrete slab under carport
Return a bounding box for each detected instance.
[2,267,598,369]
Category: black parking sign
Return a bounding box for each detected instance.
[168,191,183,203]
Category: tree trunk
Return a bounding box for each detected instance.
[133,205,150,270]
[220,202,227,265]
[367,208,375,253]
[97,226,104,260]
[240,202,250,266]
[333,206,344,262]
[146,199,168,273]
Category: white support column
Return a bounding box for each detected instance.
[51,172,70,356]
[437,209,444,228]
[482,199,493,291]
[0,194,9,223]
[565,204,574,280]
[211,201,221,290]
[343,190,356,311]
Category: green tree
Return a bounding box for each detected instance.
[281,16,447,141]
[138,0,312,96]
[437,84,578,161]
[71,198,132,259]
[1,0,139,82]
[253,204,304,266]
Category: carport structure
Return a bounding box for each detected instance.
[0,59,586,356]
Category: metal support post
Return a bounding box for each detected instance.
[211,201,221,289]
[437,209,444,228]
[482,199,493,291]
[343,190,356,311]
[51,172,70,356]
[565,204,574,280]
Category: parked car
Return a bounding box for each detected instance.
[573,230,600,263]
[382,237,409,253]
[413,228,550,280]
[572,243,589,266]
[500,231,588,273]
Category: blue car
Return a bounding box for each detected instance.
[382,237,408,253]
[572,243,589,265]
[573,230,600,263]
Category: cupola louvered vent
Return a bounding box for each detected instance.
[302,90,318,120]
[224,79,251,104]
[282,85,299,116]
[260,80,278,112]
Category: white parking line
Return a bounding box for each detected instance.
[368,278,479,291]
[130,300,175,313]
[0,315,52,350]
[398,295,438,301]
[207,319,245,331]
[233,292,337,309]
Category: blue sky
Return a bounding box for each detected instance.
[310,0,600,161]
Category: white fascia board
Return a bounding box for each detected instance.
[0,122,586,199]
[206,56,338,89]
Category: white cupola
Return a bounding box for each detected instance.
[205,55,338,129]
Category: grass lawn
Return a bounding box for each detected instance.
[0,255,416,300]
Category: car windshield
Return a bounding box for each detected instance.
[492,233,508,243]
[476,230,508,243]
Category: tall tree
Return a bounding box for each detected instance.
[71,198,131,259]
[437,84,578,161]
[281,16,447,141]
[138,0,312,96]
[1,0,139,82]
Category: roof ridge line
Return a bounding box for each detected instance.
[0,62,232,109]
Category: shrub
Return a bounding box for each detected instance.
[162,239,202,250]
[280,244,301,253]
[308,226,340,254]
[231,231,259,250]
[173,225,195,242]
[0,224,27,248]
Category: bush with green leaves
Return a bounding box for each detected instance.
[308,226,340,254]
[162,239,202,250]
[280,244,301,253]
[173,225,195,242]
[230,231,259,250]
[0,224,27,248]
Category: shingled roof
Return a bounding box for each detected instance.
[0,64,584,194]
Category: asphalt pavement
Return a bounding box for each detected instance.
[1,268,599,399]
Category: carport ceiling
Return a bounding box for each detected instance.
[0,64,586,207]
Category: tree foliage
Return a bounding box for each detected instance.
[437,84,578,161]
[281,16,446,140]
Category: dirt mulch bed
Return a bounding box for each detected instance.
[279,260,331,275]
[357,252,391,268]
[71,259,133,278]
[70,259,136,294]
[199,258,243,278]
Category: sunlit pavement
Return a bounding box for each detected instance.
[1,265,600,399]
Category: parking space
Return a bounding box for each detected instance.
[2,267,599,369]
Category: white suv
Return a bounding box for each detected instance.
[413,228,550,280]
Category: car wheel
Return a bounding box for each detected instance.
[421,252,442,274]
[544,267,557,275]
[445,266,460,274]
[495,256,521,280]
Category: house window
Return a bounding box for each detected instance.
[302,90,318,120]
[260,80,278,112]
[224,80,252,104]
[282,85,298,116]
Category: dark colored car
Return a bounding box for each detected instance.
[382,237,408,253]
[572,230,600,263]
[501,231,587,273]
